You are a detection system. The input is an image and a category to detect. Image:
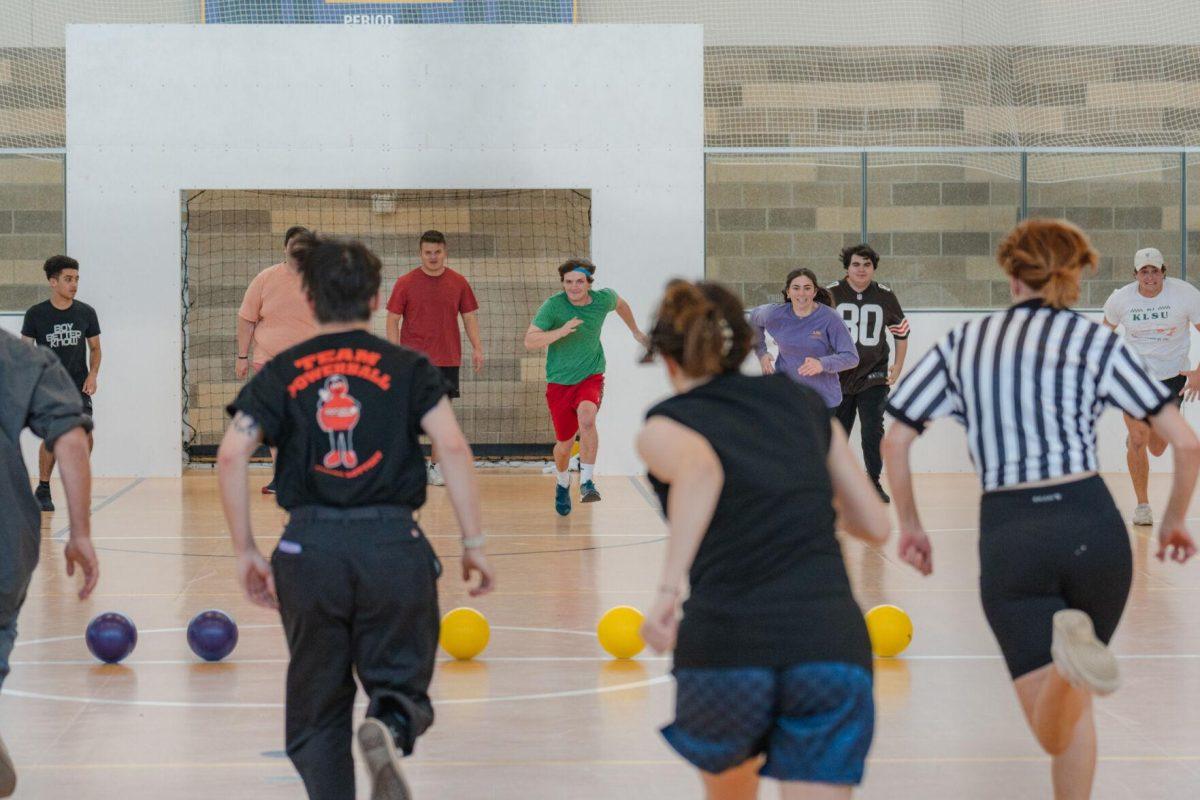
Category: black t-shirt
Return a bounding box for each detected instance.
[226,329,446,510]
[21,299,101,391]
[646,372,872,671]
[828,279,909,395]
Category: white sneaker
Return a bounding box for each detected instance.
[1132,504,1153,526]
[427,463,445,487]
[357,717,411,800]
[0,732,15,797]
[1051,609,1120,697]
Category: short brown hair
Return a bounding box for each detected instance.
[647,280,753,378]
[418,230,446,248]
[295,233,381,323]
[558,258,596,284]
[996,219,1098,309]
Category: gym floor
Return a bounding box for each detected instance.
[1,471,1197,798]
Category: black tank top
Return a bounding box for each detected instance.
[646,372,872,671]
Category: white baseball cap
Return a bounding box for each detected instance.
[1134,247,1164,269]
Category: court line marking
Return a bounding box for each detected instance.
[5,624,670,708]
[90,538,668,560]
[51,477,144,541]
[626,474,663,514]
[84,533,661,541]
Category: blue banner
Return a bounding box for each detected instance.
[203,1,575,24]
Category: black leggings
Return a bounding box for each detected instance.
[979,476,1132,680]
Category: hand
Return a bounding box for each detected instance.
[887,365,902,386]
[64,534,99,600]
[759,354,775,375]
[898,527,933,575]
[1179,369,1200,403]
[82,375,98,396]
[472,350,485,374]
[461,548,495,597]
[797,357,824,377]
[237,549,278,609]
[635,331,651,351]
[236,359,249,380]
[559,318,584,338]
[1157,516,1197,563]
[641,593,680,654]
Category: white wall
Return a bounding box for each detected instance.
[871,310,1200,476]
[65,23,704,477]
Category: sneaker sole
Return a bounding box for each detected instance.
[356,718,411,800]
[1051,609,1120,697]
[580,493,601,503]
[0,734,15,797]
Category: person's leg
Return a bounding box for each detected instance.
[1,518,41,796]
[577,401,601,501]
[1122,414,1151,511]
[547,383,579,515]
[858,385,888,485]
[699,758,762,800]
[38,443,55,483]
[779,783,852,800]
[833,392,857,438]
[1014,667,1095,800]
[273,534,358,800]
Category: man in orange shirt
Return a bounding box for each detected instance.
[236,226,319,494]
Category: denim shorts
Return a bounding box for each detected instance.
[662,661,874,784]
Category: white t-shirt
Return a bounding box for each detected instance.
[1103,277,1200,380]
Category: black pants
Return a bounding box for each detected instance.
[834,384,889,481]
[273,505,442,800]
[979,476,1132,679]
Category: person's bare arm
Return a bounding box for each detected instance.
[888,338,909,385]
[235,317,256,379]
[55,427,98,599]
[462,311,485,373]
[881,422,932,575]
[1148,405,1200,562]
[216,412,277,609]
[386,312,403,346]
[636,417,724,653]
[524,320,582,350]
[827,421,890,544]
[421,398,494,596]
[83,336,101,395]
[614,294,650,350]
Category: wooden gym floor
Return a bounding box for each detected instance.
[1,470,1198,799]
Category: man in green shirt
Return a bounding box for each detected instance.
[524,259,649,516]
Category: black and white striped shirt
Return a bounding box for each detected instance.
[886,299,1172,491]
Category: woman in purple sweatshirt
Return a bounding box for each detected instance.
[749,268,859,409]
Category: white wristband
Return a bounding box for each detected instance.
[461,535,486,550]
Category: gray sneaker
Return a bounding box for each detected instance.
[0,732,15,797]
[1051,609,1120,697]
[1132,504,1153,526]
[357,717,411,800]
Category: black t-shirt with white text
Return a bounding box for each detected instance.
[828,279,909,395]
[21,299,101,391]
[227,330,447,510]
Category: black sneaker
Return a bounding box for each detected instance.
[34,483,54,512]
[357,717,411,800]
[872,480,890,504]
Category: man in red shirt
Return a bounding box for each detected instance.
[386,230,484,485]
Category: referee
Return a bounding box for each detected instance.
[882,219,1199,799]
[218,234,494,800]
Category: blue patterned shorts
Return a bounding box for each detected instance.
[663,661,874,784]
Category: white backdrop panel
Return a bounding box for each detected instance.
[66,24,704,477]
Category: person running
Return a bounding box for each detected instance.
[748,268,858,412]
[638,279,890,800]
[1,328,98,797]
[883,219,1199,800]
[236,225,320,494]
[386,230,484,487]
[829,244,909,503]
[1102,246,1200,526]
[21,255,101,512]
[523,258,648,516]
[218,235,494,800]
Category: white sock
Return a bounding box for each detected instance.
[556,470,570,488]
[581,463,595,484]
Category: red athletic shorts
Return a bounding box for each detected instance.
[546,373,605,442]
